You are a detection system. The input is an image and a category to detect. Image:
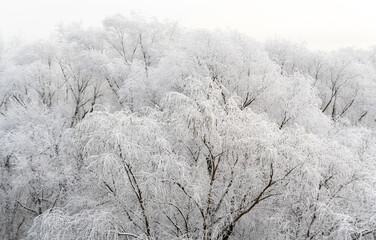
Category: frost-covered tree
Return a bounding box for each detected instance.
[1,14,376,240]
[0,105,68,239]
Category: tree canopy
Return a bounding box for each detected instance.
[1,15,376,240]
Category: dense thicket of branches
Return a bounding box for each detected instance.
[1,15,376,240]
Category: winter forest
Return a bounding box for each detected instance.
[1,14,376,240]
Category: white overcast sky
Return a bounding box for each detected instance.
[0,0,375,50]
